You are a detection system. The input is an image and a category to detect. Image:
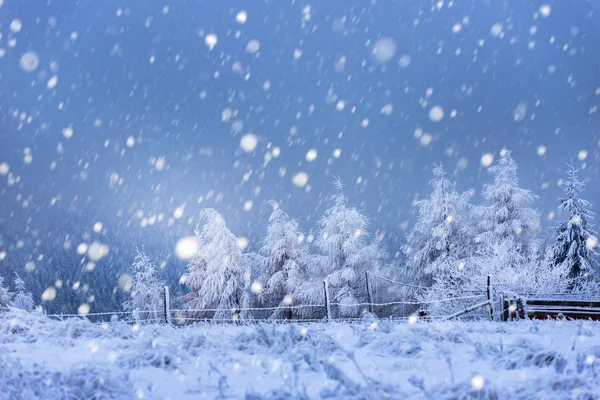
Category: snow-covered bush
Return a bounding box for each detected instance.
[10,274,35,312]
[0,352,135,399]
[183,208,252,320]
[122,249,164,323]
[420,238,571,317]
[235,323,342,371]
[117,331,185,370]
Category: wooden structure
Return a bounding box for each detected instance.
[500,295,600,321]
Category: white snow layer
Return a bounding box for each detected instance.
[1,308,599,399]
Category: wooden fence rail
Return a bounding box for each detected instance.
[501,295,600,321]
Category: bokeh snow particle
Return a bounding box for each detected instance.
[0,162,9,175]
[154,156,166,171]
[175,236,200,259]
[578,150,588,161]
[240,133,258,152]
[236,237,249,250]
[41,287,57,302]
[429,106,445,122]
[246,39,261,54]
[457,158,468,170]
[398,54,411,68]
[305,149,318,162]
[372,37,397,63]
[250,280,262,294]
[47,75,58,89]
[332,148,342,158]
[381,104,393,115]
[513,102,528,121]
[78,303,90,315]
[490,23,503,37]
[292,172,309,187]
[236,10,247,24]
[420,133,433,146]
[93,222,103,233]
[63,126,74,139]
[586,236,598,250]
[481,153,494,167]
[10,19,22,33]
[19,51,40,72]
[537,146,547,156]
[87,242,109,261]
[471,375,485,390]
[25,261,35,272]
[77,243,89,255]
[539,5,552,17]
[204,34,218,50]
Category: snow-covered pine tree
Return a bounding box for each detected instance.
[420,151,551,316]
[315,178,380,317]
[403,164,473,286]
[259,201,310,319]
[0,276,10,311]
[122,250,164,323]
[473,148,540,258]
[183,208,252,320]
[548,164,599,285]
[10,273,35,311]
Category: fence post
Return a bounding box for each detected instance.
[365,271,374,315]
[323,280,331,321]
[499,292,506,322]
[163,286,172,325]
[486,275,494,321]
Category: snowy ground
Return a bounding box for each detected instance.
[1,310,599,399]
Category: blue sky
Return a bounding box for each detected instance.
[1,0,599,283]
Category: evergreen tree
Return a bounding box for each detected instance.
[403,164,473,286]
[183,209,252,320]
[123,250,164,323]
[0,276,10,310]
[316,178,380,317]
[473,149,540,258]
[10,273,35,311]
[259,201,309,319]
[548,164,599,284]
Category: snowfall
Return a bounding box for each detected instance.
[0,309,598,399]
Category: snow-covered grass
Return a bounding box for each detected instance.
[1,309,599,399]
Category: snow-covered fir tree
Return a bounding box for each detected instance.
[0,276,10,310]
[473,149,540,258]
[418,151,561,316]
[403,164,473,287]
[259,201,310,319]
[315,178,380,317]
[122,250,164,323]
[548,164,599,285]
[10,274,35,311]
[183,208,252,320]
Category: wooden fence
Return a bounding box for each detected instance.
[500,295,600,321]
